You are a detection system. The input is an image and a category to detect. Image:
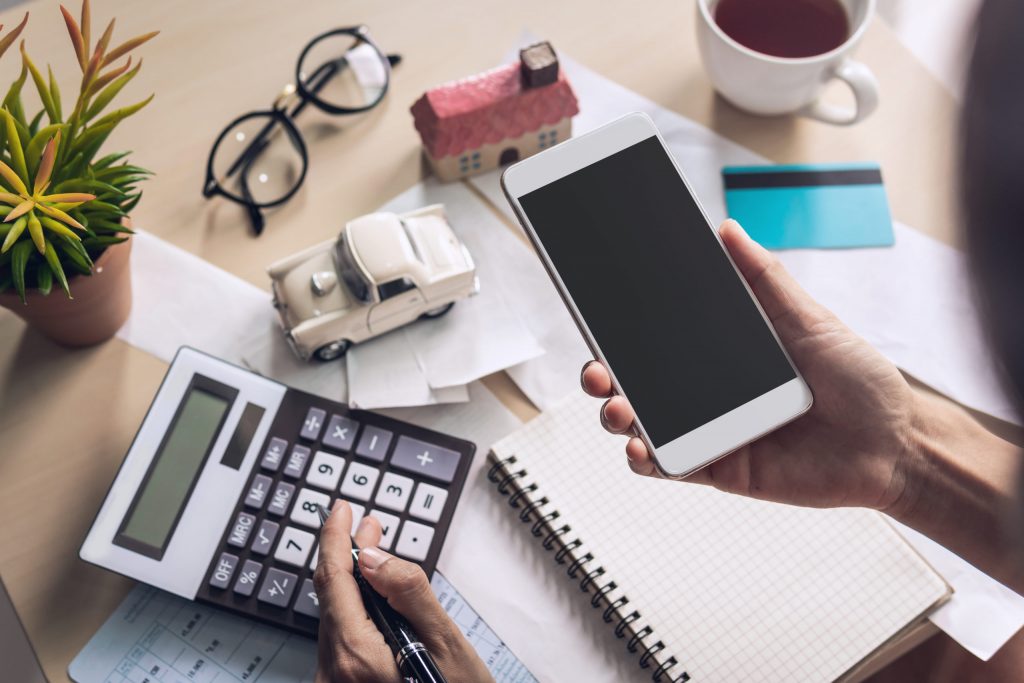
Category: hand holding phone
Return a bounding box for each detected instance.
[582,218,919,512]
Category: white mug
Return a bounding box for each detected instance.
[695,0,879,125]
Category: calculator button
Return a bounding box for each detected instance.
[293,579,321,619]
[258,567,298,608]
[251,519,280,556]
[244,474,273,509]
[309,543,319,570]
[209,552,238,589]
[301,407,326,441]
[409,483,448,523]
[275,526,315,568]
[307,451,345,491]
[261,437,288,471]
[391,436,461,483]
[267,481,296,517]
[291,488,331,529]
[355,426,393,462]
[340,462,380,501]
[227,512,256,548]
[368,510,400,550]
[395,521,434,562]
[233,559,263,597]
[284,445,311,479]
[323,414,359,451]
[374,472,414,512]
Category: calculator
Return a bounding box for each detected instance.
[81,347,474,637]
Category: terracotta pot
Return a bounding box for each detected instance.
[0,236,133,347]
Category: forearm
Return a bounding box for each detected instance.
[889,390,1023,591]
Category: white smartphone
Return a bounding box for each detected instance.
[501,112,813,478]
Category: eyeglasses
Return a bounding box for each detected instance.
[203,26,400,235]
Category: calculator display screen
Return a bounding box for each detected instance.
[117,383,232,557]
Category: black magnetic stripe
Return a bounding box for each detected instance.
[723,168,883,190]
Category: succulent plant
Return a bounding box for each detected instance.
[0,0,157,302]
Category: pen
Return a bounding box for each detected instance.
[316,504,448,683]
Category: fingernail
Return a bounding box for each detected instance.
[356,516,372,533]
[580,360,595,389]
[332,499,346,513]
[360,546,389,570]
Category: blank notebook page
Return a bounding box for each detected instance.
[491,393,949,681]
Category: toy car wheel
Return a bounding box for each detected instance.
[313,339,351,362]
[421,302,455,319]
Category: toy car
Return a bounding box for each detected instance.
[268,204,478,361]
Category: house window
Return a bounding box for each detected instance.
[550,129,558,143]
[472,151,481,160]
[459,154,470,173]
[539,130,548,149]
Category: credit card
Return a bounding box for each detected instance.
[722,162,894,249]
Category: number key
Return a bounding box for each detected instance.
[306,451,345,491]
[368,510,400,550]
[293,578,320,619]
[274,526,315,568]
[291,488,331,529]
[340,462,379,501]
[374,472,413,512]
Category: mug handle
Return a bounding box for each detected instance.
[802,58,880,125]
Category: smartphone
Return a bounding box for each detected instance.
[501,112,812,478]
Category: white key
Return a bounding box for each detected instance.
[340,462,379,501]
[374,472,414,512]
[309,543,319,570]
[395,520,434,562]
[306,451,345,491]
[275,526,314,568]
[368,510,400,550]
[291,488,331,529]
[409,483,448,523]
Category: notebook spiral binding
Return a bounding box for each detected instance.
[487,455,691,683]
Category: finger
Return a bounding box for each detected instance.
[600,396,635,435]
[354,514,382,549]
[358,548,467,656]
[625,436,661,477]
[581,360,613,397]
[719,219,828,334]
[314,500,375,637]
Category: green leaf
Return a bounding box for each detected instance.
[93,151,129,169]
[26,123,65,180]
[87,200,125,216]
[1,214,27,252]
[43,238,69,296]
[2,64,27,124]
[10,238,31,302]
[53,177,120,196]
[120,191,142,213]
[48,66,62,121]
[22,47,58,124]
[88,94,153,130]
[36,259,52,295]
[28,110,43,137]
[88,217,132,233]
[55,234,93,273]
[0,271,11,292]
[84,61,142,122]
[1,109,29,183]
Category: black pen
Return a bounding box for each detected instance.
[316,504,448,683]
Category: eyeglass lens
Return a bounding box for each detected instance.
[298,32,389,110]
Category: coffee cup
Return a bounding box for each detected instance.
[696,0,879,125]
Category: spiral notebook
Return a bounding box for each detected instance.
[486,393,951,682]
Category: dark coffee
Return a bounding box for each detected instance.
[714,0,850,59]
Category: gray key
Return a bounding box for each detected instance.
[301,407,326,441]
[233,559,263,597]
[322,414,358,451]
[391,436,461,483]
[261,437,288,471]
[293,578,320,619]
[227,512,256,547]
[244,474,273,509]
[267,481,296,517]
[355,426,393,462]
[209,552,238,589]
[251,519,279,556]
[257,567,297,607]
[284,445,311,479]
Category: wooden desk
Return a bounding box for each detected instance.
[0,0,1000,679]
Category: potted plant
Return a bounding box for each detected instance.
[0,0,156,346]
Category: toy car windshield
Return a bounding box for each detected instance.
[334,234,373,303]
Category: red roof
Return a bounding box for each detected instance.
[410,62,580,159]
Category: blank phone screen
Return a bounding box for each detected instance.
[518,135,796,447]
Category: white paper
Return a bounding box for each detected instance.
[468,46,1024,659]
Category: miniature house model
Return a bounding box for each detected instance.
[410,42,580,182]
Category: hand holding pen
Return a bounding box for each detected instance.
[311,500,494,683]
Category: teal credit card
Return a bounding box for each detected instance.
[722,163,895,249]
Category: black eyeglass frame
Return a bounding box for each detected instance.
[203,25,400,234]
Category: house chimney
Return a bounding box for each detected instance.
[520,41,559,88]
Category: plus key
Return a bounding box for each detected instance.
[391,436,461,483]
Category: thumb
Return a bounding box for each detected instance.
[357,547,462,652]
[719,219,827,335]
